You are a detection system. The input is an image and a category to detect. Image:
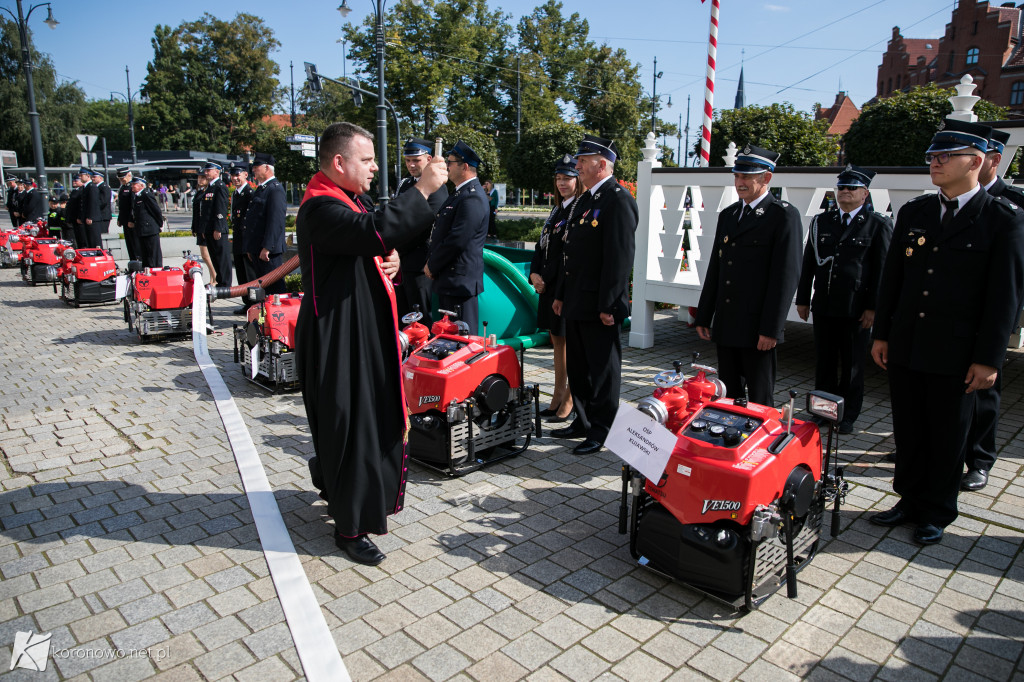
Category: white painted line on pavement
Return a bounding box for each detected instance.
[190,277,349,682]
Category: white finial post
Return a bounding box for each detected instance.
[948,75,980,122]
[642,132,659,162]
[723,141,738,168]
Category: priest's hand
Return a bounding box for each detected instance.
[381,250,400,279]
[417,159,448,197]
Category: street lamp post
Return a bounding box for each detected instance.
[110,66,142,164]
[0,0,58,196]
[651,56,663,134]
[339,0,421,203]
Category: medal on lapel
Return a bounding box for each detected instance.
[917,236,925,246]
[905,247,913,257]
[723,235,729,244]
[591,209,601,227]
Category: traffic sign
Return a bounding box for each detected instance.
[289,144,304,151]
[286,134,316,144]
[76,134,98,151]
[301,150,316,158]
[0,150,16,167]
[290,143,317,152]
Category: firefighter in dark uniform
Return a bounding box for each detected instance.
[229,162,254,313]
[425,140,489,335]
[66,176,84,247]
[960,129,1024,491]
[19,178,46,223]
[796,165,892,434]
[90,169,112,245]
[11,177,26,226]
[5,177,17,227]
[115,168,139,262]
[870,118,1024,545]
[395,137,449,323]
[130,176,164,268]
[78,168,102,247]
[202,161,231,287]
[695,145,803,406]
[551,135,638,455]
[243,153,287,294]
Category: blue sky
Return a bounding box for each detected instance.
[27,0,952,129]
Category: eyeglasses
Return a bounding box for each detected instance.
[836,185,862,191]
[444,159,464,166]
[924,152,977,165]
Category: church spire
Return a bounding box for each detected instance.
[734,50,745,109]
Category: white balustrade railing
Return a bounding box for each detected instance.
[628,116,1024,349]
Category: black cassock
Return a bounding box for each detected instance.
[295,171,435,537]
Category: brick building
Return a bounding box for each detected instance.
[877,0,1024,112]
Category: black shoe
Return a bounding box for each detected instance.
[961,469,988,491]
[539,407,558,418]
[913,523,943,545]
[574,439,603,455]
[869,507,909,527]
[885,451,897,463]
[545,410,575,424]
[838,421,854,435]
[336,534,386,565]
[551,422,587,439]
[233,305,249,315]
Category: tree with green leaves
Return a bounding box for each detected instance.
[700,102,838,167]
[843,83,1007,166]
[80,100,135,151]
[0,18,85,168]
[503,121,585,190]
[143,13,281,154]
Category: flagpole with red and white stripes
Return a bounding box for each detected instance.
[699,0,720,167]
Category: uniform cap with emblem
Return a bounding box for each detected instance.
[836,163,875,188]
[574,134,618,162]
[130,176,146,186]
[988,129,1010,155]
[90,169,104,178]
[250,152,275,168]
[553,154,578,177]
[403,137,433,157]
[445,140,481,168]
[733,144,780,174]
[202,160,224,171]
[78,167,92,177]
[115,167,131,178]
[926,118,992,154]
[228,162,249,175]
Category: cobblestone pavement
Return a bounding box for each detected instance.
[1,271,1023,682]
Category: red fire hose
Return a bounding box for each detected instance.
[208,255,299,300]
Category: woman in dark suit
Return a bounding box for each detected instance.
[529,155,583,422]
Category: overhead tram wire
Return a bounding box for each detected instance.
[755,4,955,104]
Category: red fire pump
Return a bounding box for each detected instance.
[0,226,30,267]
[233,287,302,391]
[54,247,118,306]
[123,252,208,342]
[401,308,541,476]
[20,234,64,285]
[618,355,847,611]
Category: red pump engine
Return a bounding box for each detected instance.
[618,356,847,611]
[233,287,302,391]
[0,226,30,267]
[55,247,118,306]
[20,235,64,285]
[123,252,206,341]
[401,309,540,476]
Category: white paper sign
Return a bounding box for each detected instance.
[605,403,678,481]
[250,345,260,379]
[114,275,128,301]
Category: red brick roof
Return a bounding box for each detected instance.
[901,38,939,66]
[816,93,861,136]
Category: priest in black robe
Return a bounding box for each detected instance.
[295,122,448,566]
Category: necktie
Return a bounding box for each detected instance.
[940,196,958,230]
[842,213,850,226]
[739,204,750,222]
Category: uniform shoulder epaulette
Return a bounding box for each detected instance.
[991,194,1020,214]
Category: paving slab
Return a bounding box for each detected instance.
[2,269,1024,680]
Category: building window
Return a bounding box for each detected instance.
[949,51,956,71]
[1012,81,1024,106]
[966,47,979,66]
[896,74,901,89]
[879,80,884,95]
[888,78,892,93]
